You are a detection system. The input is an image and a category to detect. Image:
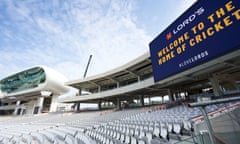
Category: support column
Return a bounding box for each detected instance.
[209,75,222,96]
[98,100,102,110]
[168,89,174,102]
[38,97,44,114]
[76,103,81,111]
[117,98,121,110]
[139,95,144,107]
[76,89,81,112]
[13,100,21,115]
[148,96,151,105]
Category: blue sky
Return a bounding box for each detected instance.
[0,0,196,80]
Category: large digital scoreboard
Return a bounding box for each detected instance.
[149,0,240,82]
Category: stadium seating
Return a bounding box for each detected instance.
[0,102,238,144]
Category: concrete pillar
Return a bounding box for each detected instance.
[117,98,121,110]
[168,89,174,102]
[98,86,101,93]
[117,82,120,88]
[38,97,44,114]
[148,96,151,105]
[98,100,102,110]
[76,103,81,111]
[209,75,222,96]
[137,76,141,82]
[13,100,21,115]
[139,95,144,107]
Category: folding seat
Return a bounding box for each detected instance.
[183,121,192,131]
[143,125,148,131]
[10,136,20,144]
[124,135,131,144]
[146,132,153,143]
[138,139,146,144]
[78,133,96,144]
[122,127,126,133]
[38,131,56,143]
[46,128,66,140]
[116,132,121,140]
[102,136,107,144]
[64,134,75,144]
[120,133,125,143]
[98,134,103,143]
[54,137,66,144]
[105,137,110,144]
[153,126,160,138]
[113,131,117,138]
[109,130,114,137]
[130,136,137,144]
[106,129,110,135]
[30,132,46,144]
[173,123,181,134]
[2,138,10,144]
[21,134,33,144]
[134,128,139,137]
[129,128,134,136]
[109,139,114,144]
[0,133,13,140]
[167,123,173,133]
[160,127,168,140]
[139,130,145,139]
[59,127,78,136]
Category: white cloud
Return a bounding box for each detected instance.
[0,0,151,81]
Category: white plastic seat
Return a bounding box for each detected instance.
[31,132,46,144]
[125,135,130,144]
[160,127,168,139]
[153,127,160,138]
[65,134,75,144]
[130,136,137,144]
[120,133,125,143]
[173,123,181,134]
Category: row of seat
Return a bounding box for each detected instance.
[0,102,238,144]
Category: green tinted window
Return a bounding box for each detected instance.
[0,67,46,94]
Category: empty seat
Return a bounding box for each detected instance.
[130,136,137,144]
[65,135,75,144]
[31,132,46,144]
[160,127,168,140]
[125,135,131,144]
[173,123,181,134]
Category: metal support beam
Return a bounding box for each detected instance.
[88,81,101,92]
[83,55,93,78]
[188,97,240,144]
[188,96,240,107]
[125,70,141,82]
[107,77,120,88]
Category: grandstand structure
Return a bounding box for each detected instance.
[0,0,240,143]
[60,50,240,110]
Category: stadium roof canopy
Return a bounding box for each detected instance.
[60,49,240,103]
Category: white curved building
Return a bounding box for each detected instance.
[0,66,78,115]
